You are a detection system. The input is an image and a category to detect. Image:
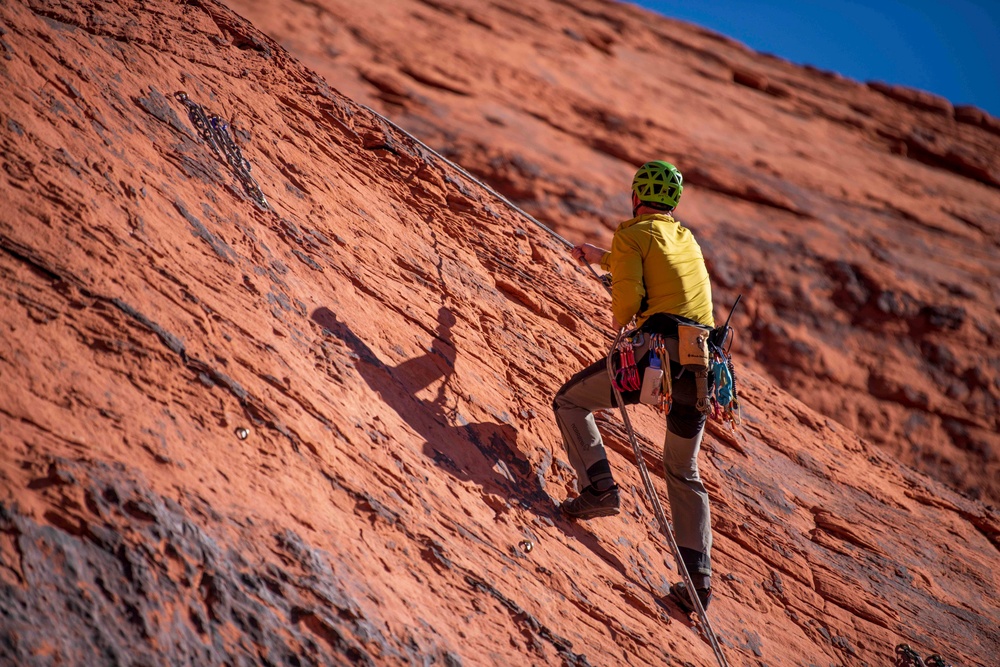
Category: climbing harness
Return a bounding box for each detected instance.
[175,92,270,211]
[638,301,744,427]
[607,328,730,667]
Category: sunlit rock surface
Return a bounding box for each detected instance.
[1,1,998,665]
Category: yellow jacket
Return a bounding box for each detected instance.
[600,213,714,328]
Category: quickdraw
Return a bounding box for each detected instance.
[649,333,673,414]
[174,91,270,211]
[706,296,743,430]
[612,338,641,392]
[708,344,741,429]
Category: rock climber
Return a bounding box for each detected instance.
[553,160,717,612]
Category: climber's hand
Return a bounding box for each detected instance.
[571,243,606,265]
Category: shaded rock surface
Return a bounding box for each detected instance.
[0,1,998,667]
[226,0,1000,505]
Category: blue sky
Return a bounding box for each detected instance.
[629,0,1000,117]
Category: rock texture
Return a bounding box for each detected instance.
[225,0,1000,505]
[0,1,998,667]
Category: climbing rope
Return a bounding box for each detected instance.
[358,105,610,288]
[175,92,270,210]
[607,328,731,667]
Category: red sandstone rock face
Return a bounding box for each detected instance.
[1,1,998,666]
[225,0,1000,506]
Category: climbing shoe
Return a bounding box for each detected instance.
[669,581,712,614]
[560,484,620,519]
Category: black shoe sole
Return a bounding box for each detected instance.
[561,505,620,519]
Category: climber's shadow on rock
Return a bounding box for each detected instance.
[312,306,633,577]
[310,306,551,516]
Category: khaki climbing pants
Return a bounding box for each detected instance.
[552,333,713,578]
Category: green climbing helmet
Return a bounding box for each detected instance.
[632,160,683,209]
